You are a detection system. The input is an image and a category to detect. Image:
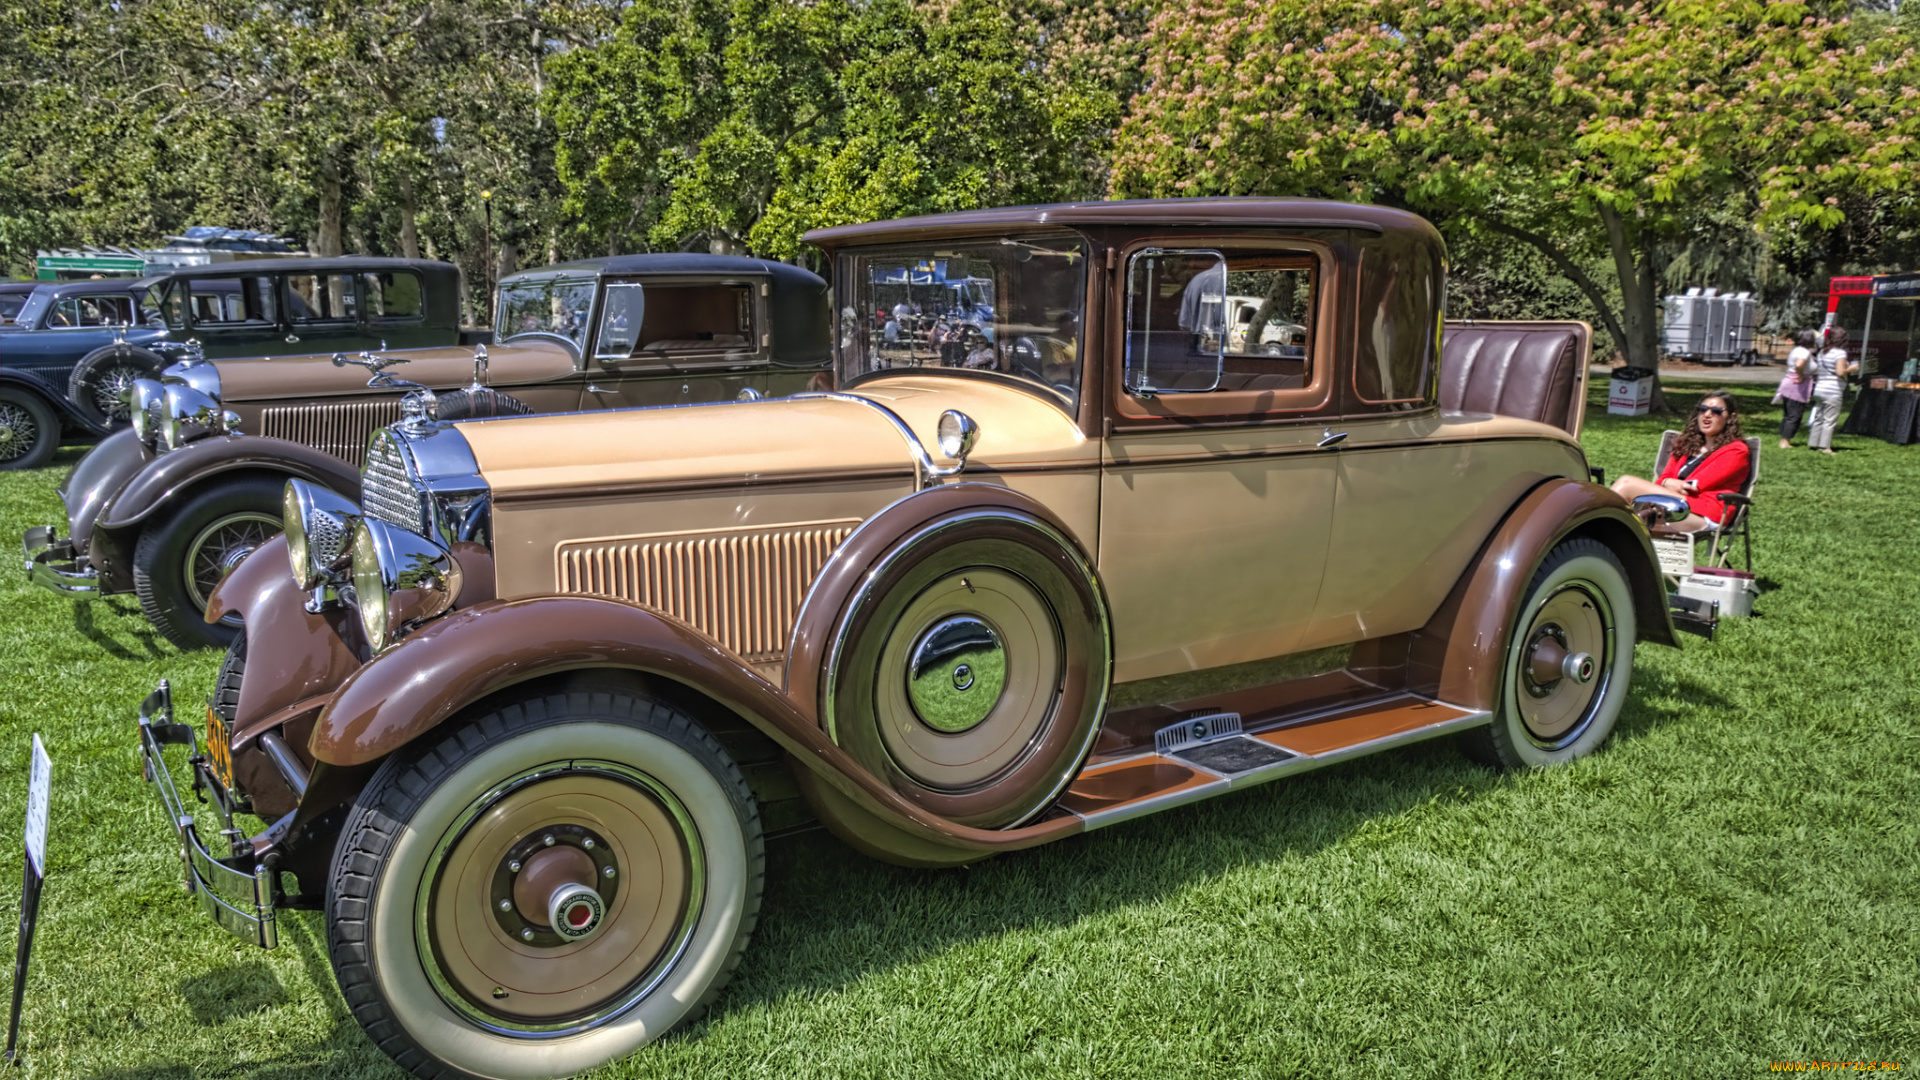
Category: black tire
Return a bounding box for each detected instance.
[327,686,764,1080]
[435,387,536,421]
[0,388,59,470]
[1464,537,1637,770]
[67,343,166,428]
[132,475,284,650]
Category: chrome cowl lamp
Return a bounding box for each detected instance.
[283,479,364,595]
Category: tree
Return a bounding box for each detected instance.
[1110,0,1920,405]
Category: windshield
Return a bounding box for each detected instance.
[836,234,1087,409]
[496,276,596,352]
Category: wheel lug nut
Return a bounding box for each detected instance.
[507,860,522,873]
[498,898,513,912]
[543,835,555,847]
[602,865,615,878]
[520,928,535,941]
[582,838,594,850]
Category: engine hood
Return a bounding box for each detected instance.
[455,376,1096,499]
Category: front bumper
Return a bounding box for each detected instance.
[23,525,98,594]
[136,681,280,949]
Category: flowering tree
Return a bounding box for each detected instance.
[1110,0,1920,385]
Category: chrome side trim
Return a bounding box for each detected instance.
[136,681,279,949]
[791,391,949,489]
[23,525,99,594]
[1076,707,1491,831]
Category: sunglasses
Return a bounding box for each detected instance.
[1696,405,1727,416]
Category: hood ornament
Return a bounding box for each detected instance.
[335,343,438,431]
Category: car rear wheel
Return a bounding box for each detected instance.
[132,475,284,650]
[1467,537,1637,769]
[67,343,166,428]
[0,389,58,471]
[327,687,763,1080]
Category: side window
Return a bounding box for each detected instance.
[49,298,83,327]
[159,282,188,330]
[187,277,276,325]
[1126,248,1317,396]
[364,271,423,320]
[287,273,358,324]
[1355,244,1437,403]
[601,282,757,363]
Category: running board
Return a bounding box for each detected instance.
[1059,695,1489,831]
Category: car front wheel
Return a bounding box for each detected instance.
[132,476,284,650]
[1468,537,1637,769]
[327,686,763,1080]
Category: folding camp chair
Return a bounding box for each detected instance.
[1649,431,1759,575]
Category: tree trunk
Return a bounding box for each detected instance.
[1599,202,1671,412]
[314,157,345,257]
[397,171,421,260]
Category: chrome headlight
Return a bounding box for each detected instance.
[350,518,461,653]
[283,479,362,590]
[160,357,220,402]
[160,384,223,451]
[127,379,165,445]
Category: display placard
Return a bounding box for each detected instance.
[24,737,48,878]
[1652,535,1695,577]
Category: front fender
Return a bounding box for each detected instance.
[57,428,153,552]
[98,434,362,532]
[0,367,102,434]
[1407,477,1677,712]
[308,596,1083,861]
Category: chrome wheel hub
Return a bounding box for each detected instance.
[906,614,1006,733]
[493,824,621,948]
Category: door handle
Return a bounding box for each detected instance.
[1317,429,1348,449]
[284,334,300,343]
[586,384,612,395]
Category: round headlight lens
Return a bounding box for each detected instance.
[284,481,312,588]
[352,521,388,652]
[936,408,978,460]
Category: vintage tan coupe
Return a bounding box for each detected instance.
[135,199,1672,1080]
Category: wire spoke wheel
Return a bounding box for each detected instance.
[0,399,41,464]
[182,511,280,614]
[90,362,149,423]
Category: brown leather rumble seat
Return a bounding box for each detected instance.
[1439,320,1590,435]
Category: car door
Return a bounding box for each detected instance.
[284,270,380,355]
[579,276,768,411]
[1098,242,1342,685]
[1308,239,1588,648]
[361,268,436,351]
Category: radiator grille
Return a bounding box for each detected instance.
[556,520,860,662]
[361,431,428,535]
[259,400,404,466]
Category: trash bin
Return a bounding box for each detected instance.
[1607,366,1655,416]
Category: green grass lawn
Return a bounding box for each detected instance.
[0,380,1913,1078]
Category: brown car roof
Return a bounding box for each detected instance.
[802,197,1433,249]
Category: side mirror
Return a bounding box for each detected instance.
[1631,492,1690,528]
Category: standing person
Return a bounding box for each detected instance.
[1610,391,1752,534]
[1807,327,1855,455]
[1775,329,1818,449]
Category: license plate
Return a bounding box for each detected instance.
[205,702,234,792]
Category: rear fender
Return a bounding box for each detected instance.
[98,434,361,533]
[307,596,1083,861]
[1407,478,1677,711]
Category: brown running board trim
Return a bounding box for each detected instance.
[1059,694,1488,831]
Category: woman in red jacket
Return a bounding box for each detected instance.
[1610,391,1752,533]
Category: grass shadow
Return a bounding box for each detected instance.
[177,962,288,1026]
[72,599,168,662]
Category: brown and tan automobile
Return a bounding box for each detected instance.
[27,254,829,648]
[135,199,1673,1080]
